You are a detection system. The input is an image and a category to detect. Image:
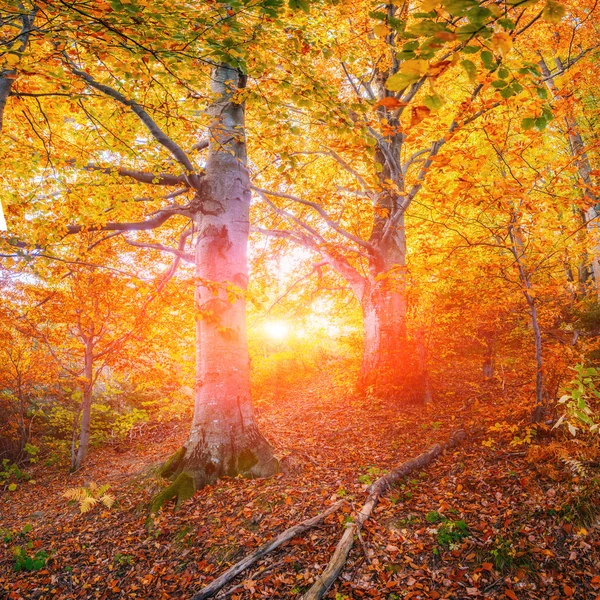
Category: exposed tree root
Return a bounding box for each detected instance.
[301,429,467,600]
[189,500,346,600]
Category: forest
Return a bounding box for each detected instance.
[1,0,600,598]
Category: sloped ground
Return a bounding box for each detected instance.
[1,373,599,599]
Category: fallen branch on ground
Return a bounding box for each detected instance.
[301,429,467,600]
[190,499,346,600]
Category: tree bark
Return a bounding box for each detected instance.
[509,221,545,423]
[171,65,277,489]
[359,204,423,399]
[359,278,408,396]
[482,331,496,379]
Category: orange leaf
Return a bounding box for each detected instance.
[374,97,405,110]
[428,60,452,77]
[563,584,574,597]
[434,31,457,42]
[505,590,518,600]
[410,105,431,128]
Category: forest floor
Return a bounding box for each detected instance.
[1,372,600,600]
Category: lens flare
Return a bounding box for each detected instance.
[264,320,290,341]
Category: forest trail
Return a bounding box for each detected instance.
[1,373,599,599]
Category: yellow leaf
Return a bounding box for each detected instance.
[492,32,513,56]
[4,53,20,68]
[373,23,389,37]
[401,59,429,77]
[421,0,441,9]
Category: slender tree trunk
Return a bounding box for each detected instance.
[15,372,27,454]
[539,56,600,294]
[509,221,545,422]
[528,297,544,423]
[73,338,93,471]
[416,327,432,403]
[171,65,277,488]
[482,331,496,378]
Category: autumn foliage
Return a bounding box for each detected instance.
[1,0,600,598]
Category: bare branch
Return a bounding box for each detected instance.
[82,163,190,187]
[252,186,379,255]
[67,206,188,234]
[124,239,195,263]
[254,226,366,297]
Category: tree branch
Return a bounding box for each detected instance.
[64,55,197,176]
[67,206,188,234]
[252,186,378,255]
[82,163,190,187]
[123,239,195,263]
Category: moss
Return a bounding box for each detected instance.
[238,448,258,472]
[158,446,186,479]
[149,472,195,515]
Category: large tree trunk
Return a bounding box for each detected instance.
[359,280,407,396]
[359,207,418,398]
[171,66,277,489]
[73,338,93,471]
[359,179,425,402]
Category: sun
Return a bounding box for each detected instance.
[263,320,290,341]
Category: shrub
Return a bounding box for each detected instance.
[554,364,600,436]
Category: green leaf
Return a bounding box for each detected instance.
[460,59,478,83]
[480,50,495,69]
[8,483,17,491]
[409,20,447,36]
[424,93,444,111]
[443,0,479,17]
[466,6,492,24]
[289,0,310,12]
[542,0,566,23]
[498,18,515,30]
[521,117,536,130]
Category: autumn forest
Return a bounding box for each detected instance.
[1,0,600,598]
